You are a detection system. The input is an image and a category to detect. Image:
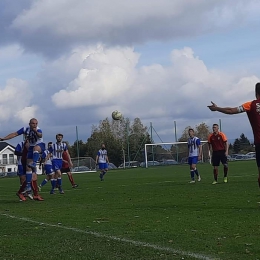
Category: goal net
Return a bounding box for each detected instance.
[70,157,97,172]
[144,141,209,168]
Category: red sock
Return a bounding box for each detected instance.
[213,169,218,181]
[31,180,38,196]
[18,181,27,194]
[68,173,75,186]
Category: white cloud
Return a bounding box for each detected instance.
[51,45,258,124]
[14,105,38,124]
[0,44,258,144]
[0,78,35,122]
[52,46,139,107]
[7,0,260,56]
[0,44,23,60]
[0,0,259,145]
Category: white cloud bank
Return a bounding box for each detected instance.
[7,0,260,56]
[51,45,259,124]
[0,79,36,123]
[0,44,257,144]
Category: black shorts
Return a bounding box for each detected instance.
[255,144,260,167]
[61,167,70,174]
[211,150,227,166]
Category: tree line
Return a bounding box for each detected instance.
[67,119,253,166]
[68,117,152,166]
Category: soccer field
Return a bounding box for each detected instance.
[0,161,260,260]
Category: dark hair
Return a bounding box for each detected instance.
[48,142,52,145]
[188,128,194,132]
[56,133,63,138]
[255,83,260,96]
[213,123,218,127]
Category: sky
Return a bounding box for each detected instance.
[1,0,260,147]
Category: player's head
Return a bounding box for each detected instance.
[48,142,52,148]
[188,128,194,137]
[212,124,219,133]
[101,143,105,150]
[255,83,260,99]
[56,133,63,143]
[29,118,38,129]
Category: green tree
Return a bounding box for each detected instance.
[231,133,253,154]
[178,126,192,142]
[85,119,123,166]
[178,123,211,142]
[233,138,241,154]
[239,133,251,151]
[83,117,151,166]
[126,118,152,162]
[195,122,211,141]
[69,140,87,158]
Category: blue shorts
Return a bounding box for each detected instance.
[188,156,198,165]
[99,163,108,170]
[44,164,54,175]
[52,159,63,171]
[27,143,46,159]
[17,165,26,176]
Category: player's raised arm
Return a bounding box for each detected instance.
[207,101,241,114]
[0,131,19,141]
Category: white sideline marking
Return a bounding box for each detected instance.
[1,213,218,260]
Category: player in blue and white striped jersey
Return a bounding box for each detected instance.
[38,142,55,192]
[187,128,202,183]
[0,118,44,201]
[96,143,109,181]
[48,134,72,194]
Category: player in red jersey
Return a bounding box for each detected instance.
[15,137,43,201]
[208,124,229,184]
[61,149,77,188]
[15,139,29,201]
[208,82,260,188]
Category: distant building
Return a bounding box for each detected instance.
[0,142,16,173]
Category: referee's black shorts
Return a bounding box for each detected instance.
[211,150,227,166]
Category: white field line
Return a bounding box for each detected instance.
[1,213,219,260]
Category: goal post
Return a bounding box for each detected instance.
[144,141,209,168]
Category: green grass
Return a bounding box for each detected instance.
[0,161,260,260]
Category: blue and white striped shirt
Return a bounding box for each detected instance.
[41,150,52,165]
[15,141,24,166]
[188,137,201,157]
[17,127,43,146]
[49,142,67,160]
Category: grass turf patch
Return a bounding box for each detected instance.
[0,161,260,259]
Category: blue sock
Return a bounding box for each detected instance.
[25,172,32,190]
[26,171,32,184]
[194,168,199,176]
[33,151,40,163]
[57,177,62,189]
[40,179,48,187]
[190,170,195,180]
[51,179,57,190]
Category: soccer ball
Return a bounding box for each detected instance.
[112,110,123,120]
